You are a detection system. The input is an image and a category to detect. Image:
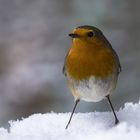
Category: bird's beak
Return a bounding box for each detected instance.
[69,33,79,38]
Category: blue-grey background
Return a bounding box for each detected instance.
[0,0,139,127]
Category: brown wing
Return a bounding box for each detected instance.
[111,47,122,74]
[98,32,122,75]
[62,53,69,76]
[104,36,122,74]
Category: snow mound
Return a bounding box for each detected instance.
[0,101,140,140]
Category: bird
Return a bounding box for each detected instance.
[63,25,121,129]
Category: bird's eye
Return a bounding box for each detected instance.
[87,31,94,37]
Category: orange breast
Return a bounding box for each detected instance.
[66,39,117,80]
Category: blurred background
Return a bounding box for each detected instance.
[0,0,139,127]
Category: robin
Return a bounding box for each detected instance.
[63,25,121,129]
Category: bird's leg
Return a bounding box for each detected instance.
[65,99,80,129]
[106,95,119,125]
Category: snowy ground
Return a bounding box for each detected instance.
[0,101,140,140]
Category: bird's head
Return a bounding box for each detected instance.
[69,25,104,45]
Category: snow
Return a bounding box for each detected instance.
[0,101,140,140]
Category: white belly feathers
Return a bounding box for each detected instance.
[68,75,117,102]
